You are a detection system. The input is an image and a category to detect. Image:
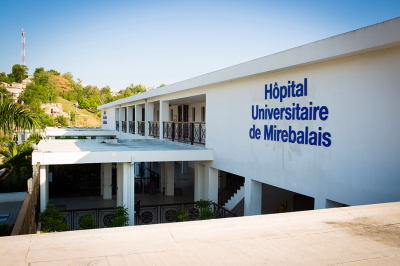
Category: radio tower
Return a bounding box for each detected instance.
[21,29,26,65]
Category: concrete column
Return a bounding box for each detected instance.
[39,165,48,212]
[117,163,123,206]
[244,178,262,216]
[314,197,326,210]
[165,162,175,196]
[103,163,112,200]
[118,106,122,139]
[145,101,154,138]
[126,163,136,225]
[160,162,166,193]
[205,165,218,203]
[100,163,104,196]
[159,101,169,139]
[194,162,205,201]
[135,104,143,136]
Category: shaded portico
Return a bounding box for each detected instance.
[32,139,214,225]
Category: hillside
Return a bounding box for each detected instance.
[57,97,101,127]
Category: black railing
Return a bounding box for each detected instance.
[63,207,117,231]
[63,202,236,230]
[116,121,119,131]
[218,176,245,206]
[137,121,145,136]
[121,121,127,133]
[129,121,135,134]
[136,202,236,225]
[163,122,205,145]
[148,121,160,138]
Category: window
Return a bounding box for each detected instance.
[170,109,173,121]
[192,107,196,122]
[201,107,205,122]
[157,110,160,121]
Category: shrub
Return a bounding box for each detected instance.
[195,199,216,220]
[175,210,190,222]
[107,206,129,227]
[0,223,13,236]
[39,204,69,232]
[80,213,96,229]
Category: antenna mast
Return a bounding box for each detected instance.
[21,29,26,65]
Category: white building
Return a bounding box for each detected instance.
[33,17,400,224]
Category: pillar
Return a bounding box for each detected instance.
[145,101,154,138]
[118,106,122,139]
[100,163,104,196]
[165,162,174,196]
[135,104,143,136]
[160,162,166,193]
[244,178,262,216]
[194,162,205,201]
[117,163,123,206]
[159,100,169,139]
[103,163,112,200]
[314,197,326,210]
[39,165,49,212]
[205,165,218,203]
[121,162,135,225]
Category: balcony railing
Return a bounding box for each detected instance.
[148,121,160,138]
[137,121,145,136]
[116,121,119,131]
[129,121,135,134]
[121,121,127,133]
[163,122,206,145]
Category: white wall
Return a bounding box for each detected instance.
[205,46,400,207]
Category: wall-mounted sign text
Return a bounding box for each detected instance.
[249,78,332,147]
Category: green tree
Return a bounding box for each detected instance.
[0,141,32,185]
[80,213,97,229]
[11,64,29,83]
[78,98,90,109]
[55,115,68,126]
[0,100,42,134]
[158,84,166,88]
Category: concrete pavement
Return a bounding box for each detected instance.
[1,201,399,265]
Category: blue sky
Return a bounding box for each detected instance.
[0,0,399,91]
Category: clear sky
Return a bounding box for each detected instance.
[0,0,399,91]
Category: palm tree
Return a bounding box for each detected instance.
[0,100,43,136]
[0,141,32,185]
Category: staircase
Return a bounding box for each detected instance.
[218,174,245,208]
[223,185,244,210]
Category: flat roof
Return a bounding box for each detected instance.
[32,139,213,165]
[45,127,117,137]
[3,201,400,265]
[99,17,400,109]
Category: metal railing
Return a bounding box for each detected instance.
[116,121,119,131]
[163,122,206,145]
[63,207,118,231]
[121,121,127,133]
[136,202,236,225]
[11,164,40,235]
[129,121,135,134]
[137,121,145,136]
[148,121,160,138]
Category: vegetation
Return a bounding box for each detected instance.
[175,210,190,222]
[80,213,97,229]
[0,223,13,237]
[39,204,69,233]
[0,100,42,134]
[195,199,216,220]
[107,206,130,227]
[0,141,32,186]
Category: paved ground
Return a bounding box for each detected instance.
[1,202,399,265]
